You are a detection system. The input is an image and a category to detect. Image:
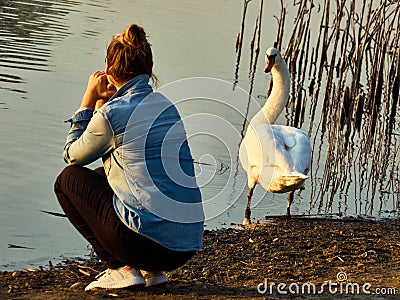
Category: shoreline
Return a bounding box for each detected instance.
[1,217,399,299]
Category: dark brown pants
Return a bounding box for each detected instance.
[54,165,195,271]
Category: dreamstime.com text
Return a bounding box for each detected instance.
[257,272,397,296]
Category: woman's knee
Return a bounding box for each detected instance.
[54,165,84,192]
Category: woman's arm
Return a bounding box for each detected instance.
[62,71,116,165]
[63,109,114,165]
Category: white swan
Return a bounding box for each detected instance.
[239,46,311,225]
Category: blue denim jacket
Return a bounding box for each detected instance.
[64,74,204,251]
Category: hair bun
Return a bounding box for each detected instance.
[106,23,154,82]
[121,24,147,48]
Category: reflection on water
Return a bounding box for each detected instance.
[0,0,78,96]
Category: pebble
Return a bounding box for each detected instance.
[70,282,84,289]
[361,250,377,257]
[11,271,21,277]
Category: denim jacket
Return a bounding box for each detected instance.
[64,74,204,251]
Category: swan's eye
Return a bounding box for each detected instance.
[266,54,277,60]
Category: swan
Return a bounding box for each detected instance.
[239,46,311,225]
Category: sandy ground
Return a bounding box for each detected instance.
[1,217,399,299]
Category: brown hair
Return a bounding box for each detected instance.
[106,24,154,84]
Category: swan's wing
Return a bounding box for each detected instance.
[239,123,276,188]
[271,125,312,174]
[239,123,311,191]
[256,125,311,192]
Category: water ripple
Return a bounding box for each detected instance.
[0,0,79,96]
[0,73,24,84]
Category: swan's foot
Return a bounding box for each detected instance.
[242,218,251,225]
[286,192,294,217]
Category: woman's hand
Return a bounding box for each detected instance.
[80,71,117,109]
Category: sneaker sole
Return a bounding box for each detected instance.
[85,277,146,291]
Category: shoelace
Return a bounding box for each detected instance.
[94,269,112,279]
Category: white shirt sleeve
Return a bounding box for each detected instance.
[63,110,114,165]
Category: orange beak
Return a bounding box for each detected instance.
[264,56,275,73]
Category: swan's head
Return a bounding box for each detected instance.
[264,47,282,73]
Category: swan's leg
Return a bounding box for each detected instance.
[286,191,294,217]
[243,187,254,225]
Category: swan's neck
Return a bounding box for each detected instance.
[262,61,291,124]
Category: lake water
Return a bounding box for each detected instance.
[0,0,398,270]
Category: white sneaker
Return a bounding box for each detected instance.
[85,266,145,291]
[141,271,168,287]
